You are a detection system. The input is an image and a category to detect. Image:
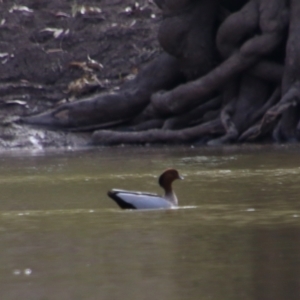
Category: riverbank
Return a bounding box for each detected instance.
[0,0,160,150]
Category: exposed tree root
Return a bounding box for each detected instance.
[162,96,222,130]
[20,53,184,129]
[272,0,300,142]
[238,88,281,141]
[151,0,288,116]
[20,0,300,146]
[91,118,224,145]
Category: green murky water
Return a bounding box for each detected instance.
[0,145,300,300]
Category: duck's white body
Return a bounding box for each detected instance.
[108,169,183,210]
[108,189,177,209]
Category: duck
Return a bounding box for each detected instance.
[108,169,183,209]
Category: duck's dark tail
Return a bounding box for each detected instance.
[107,190,136,209]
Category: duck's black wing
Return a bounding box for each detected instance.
[107,189,173,210]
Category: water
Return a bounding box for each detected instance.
[0,145,300,300]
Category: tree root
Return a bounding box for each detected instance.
[20,53,184,129]
[91,118,224,145]
[271,0,300,142]
[151,0,288,116]
[238,88,281,141]
[162,96,222,130]
[17,0,300,146]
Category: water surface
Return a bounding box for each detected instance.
[0,145,300,300]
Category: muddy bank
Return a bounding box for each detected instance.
[0,0,160,150]
[3,0,297,149]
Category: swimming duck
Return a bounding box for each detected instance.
[108,169,183,209]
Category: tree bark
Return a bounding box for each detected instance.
[19,0,300,146]
[21,53,184,129]
[151,0,288,116]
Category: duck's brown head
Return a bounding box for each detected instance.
[158,169,183,191]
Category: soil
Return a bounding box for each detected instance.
[0,0,161,150]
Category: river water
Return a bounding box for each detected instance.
[0,145,300,300]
